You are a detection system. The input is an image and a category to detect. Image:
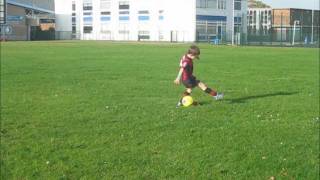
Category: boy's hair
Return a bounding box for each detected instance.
[187,45,200,56]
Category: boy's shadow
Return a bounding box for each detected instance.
[228,91,298,104]
[198,92,298,105]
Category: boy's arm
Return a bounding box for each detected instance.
[174,67,184,85]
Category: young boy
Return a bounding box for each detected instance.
[174,45,224,107]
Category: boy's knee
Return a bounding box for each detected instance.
[198,82,207,90]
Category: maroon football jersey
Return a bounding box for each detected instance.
[179,55,195,81]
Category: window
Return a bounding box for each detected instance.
[84,17,93,21]
[197,0,219,9]
[40,19,55,23]
[234,17,241,24]
[234,0,241,10]
[101,11,111,23]
[101,11,111,15]
[119,11,129,15]
[234,25,241,33]
[119,16,129,21]
[1,0,6,24]
[101,16,111,21]
[119,1,129,9]
[83,12,92,15]
[138,10,149,14]
[119,1,130,21]
[138,10,149,21]
[197,0,206,8]
[119,4,129,9]
[138,31,150,40]
[83,17,93,25]
[138,16,149,21]
[159,10,164,20]
[218,0,226,9]
[72,17,76,24]
[72,26,76,33]
[72,1,76,11]
[83,2,93,10]
[84,26,93,33]
[83,6,92,10]
[71,1,77,34]
[196,20,226,42]
[207,0,217,9]
[197,22,206,34]
[207,23,217,34]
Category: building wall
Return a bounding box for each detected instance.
[272,8,320,42]
[247,8,272,35]
[7,0,54,12]
[272,9,291,26]
[273,9,320,27]
[196,0,247,42]
[55,0,196,42]
[55,0,247,42]
[1,0,55,40]
[313,10,320,27]
[54,0,73,39]
[6,4,28,40]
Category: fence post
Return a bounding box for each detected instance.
[280,13,283,46]
[311,10,314,44]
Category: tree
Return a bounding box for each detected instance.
[248,0,271,8]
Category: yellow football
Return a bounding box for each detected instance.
[181,96,194,107]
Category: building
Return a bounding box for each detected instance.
[247,8,272,35]
[0,0,55,40]
[55,0,247,43]
[272,8,319,43]
[0,0,6,24]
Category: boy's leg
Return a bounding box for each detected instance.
[176,88,192,107]
[198,81,224,100]
[198,82,217,96]
[185,88,192,95]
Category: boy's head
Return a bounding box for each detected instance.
[187,45,200,60]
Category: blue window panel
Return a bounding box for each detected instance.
[83,17,93,22]
[159,16,164,20]
[119,16,129,21]
[234,17,241,23]
[101,16,111,21]
[196,15,227,21]
[138,16,149,21]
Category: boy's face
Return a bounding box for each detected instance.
[189,54,200,60]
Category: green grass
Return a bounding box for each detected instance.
[1,41,319,179]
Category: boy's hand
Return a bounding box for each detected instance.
[174,79,180,85]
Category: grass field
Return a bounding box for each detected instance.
[1,41,319,179]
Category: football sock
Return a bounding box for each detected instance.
[183,91,191,96]
[180,91,191,103]
[204,88,217,96]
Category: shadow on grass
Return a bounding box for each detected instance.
[198,101,213,106]
[227,91,299,104]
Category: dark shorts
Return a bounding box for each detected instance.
[182,77,200,88]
